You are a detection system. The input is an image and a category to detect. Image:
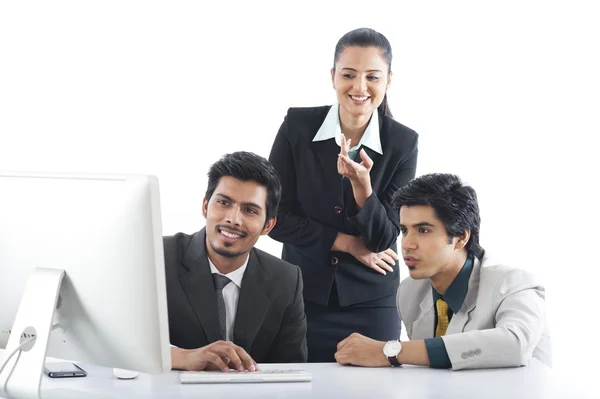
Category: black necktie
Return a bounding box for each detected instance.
[212,274,231,340]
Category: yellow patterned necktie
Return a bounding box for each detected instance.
[435,298,449,337]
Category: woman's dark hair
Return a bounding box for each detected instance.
[391,173,485,259]
[333,27,393,118]
[205,151,282,223]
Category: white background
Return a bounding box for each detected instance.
[1,0,599,394]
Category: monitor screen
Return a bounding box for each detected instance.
[0,172,171,397]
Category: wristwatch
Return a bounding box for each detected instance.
[383,340,402,367]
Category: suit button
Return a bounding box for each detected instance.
[474,349,481,355]
[333,206,343,214]
[461,352,468,359]
[331,257,339,265]
[468,350,475,357]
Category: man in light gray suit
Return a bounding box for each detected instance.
[334,173,551,370]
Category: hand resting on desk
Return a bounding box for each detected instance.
[335,333,430,367]
[171,341,258,373]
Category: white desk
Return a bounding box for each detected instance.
[30,359,594,399]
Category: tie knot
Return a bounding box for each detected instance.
[212,274,231,290]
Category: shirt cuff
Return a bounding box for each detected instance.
[424,337,452,369]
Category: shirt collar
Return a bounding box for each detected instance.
[432,255,474,313]
[312,104,383,155]
[208,255,248,289]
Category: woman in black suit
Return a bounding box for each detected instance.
[268,28,418,362]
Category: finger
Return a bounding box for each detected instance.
[208,353,230,372]
[335,353,352,365]
[337,337,349,351]
[337,156,348,175]
[359,149,374,170]
[222,346,245,372]
[338,154,360,170]
[369,262,387,275]
[338,333,358,350]
[340,134,348,157]
[376,258,394,273]
[380,252,396,266]
[234,346,257,372]
[384,248,399,260]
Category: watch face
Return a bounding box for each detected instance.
[383,340,402,357]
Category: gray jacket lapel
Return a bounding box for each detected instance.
[411,292,435,339]
[446,257,481,335]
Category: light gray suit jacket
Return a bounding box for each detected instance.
[397,255,552,370]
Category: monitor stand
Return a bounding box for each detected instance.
[0,267,138,399]
[0,267,65,399]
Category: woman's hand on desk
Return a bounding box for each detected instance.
[171,341,258,372]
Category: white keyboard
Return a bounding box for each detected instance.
[179,368,312,384]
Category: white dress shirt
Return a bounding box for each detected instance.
[208,256,248,342]
[312,103,383,156]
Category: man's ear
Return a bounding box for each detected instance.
[202,197,208,218]
[455,228,471,250]
[261,217,277,236]
[331,68,335,88]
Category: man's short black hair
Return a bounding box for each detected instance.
[392,173,484,258]
[206,151,282,223]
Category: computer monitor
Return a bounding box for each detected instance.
[0,172,171,398]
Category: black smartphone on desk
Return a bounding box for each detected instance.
[43,362,87,378]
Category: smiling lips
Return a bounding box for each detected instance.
[218,227,246,241]
[350,95,370,103]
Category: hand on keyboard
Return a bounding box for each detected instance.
[173,341,258,372]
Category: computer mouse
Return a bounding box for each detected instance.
[112,368,139,379]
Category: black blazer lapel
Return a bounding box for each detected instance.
[233,250,270,351]
[313,139,345,205]
[179,229,223,343]
[361,145,383,180]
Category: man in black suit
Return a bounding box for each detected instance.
[165,152,307,372]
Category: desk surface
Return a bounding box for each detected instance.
[30,359,594,399]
